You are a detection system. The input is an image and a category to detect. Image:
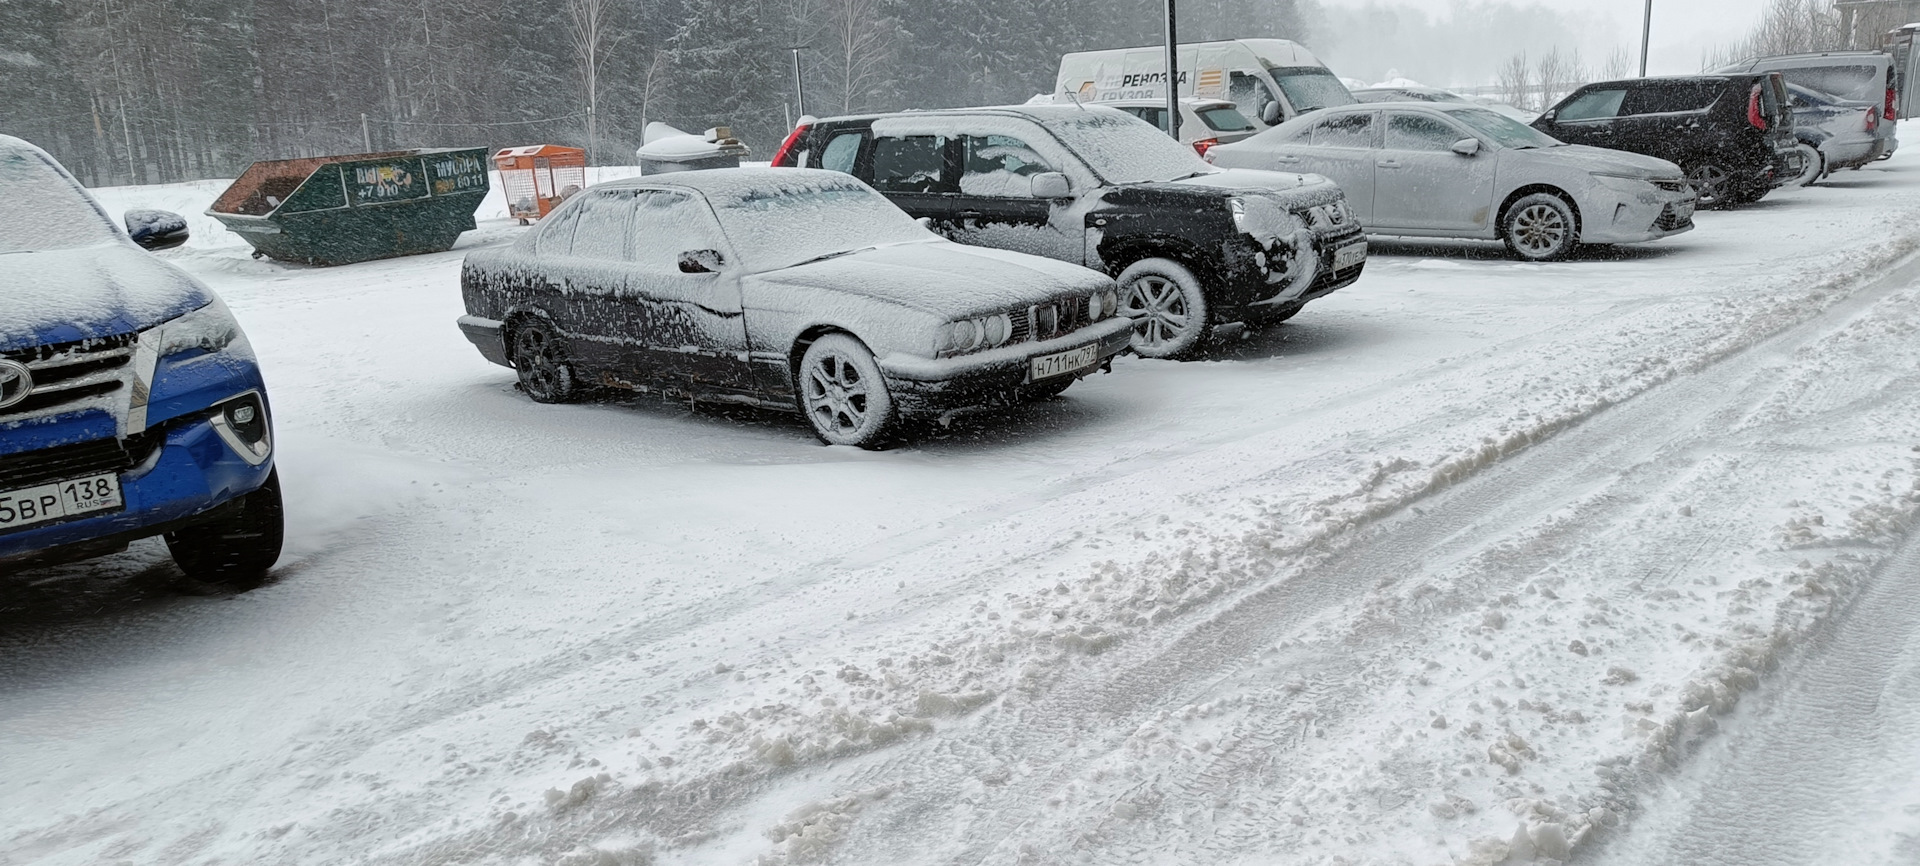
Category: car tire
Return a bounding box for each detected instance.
[1791,143,1824,187]
[1117,257,1210,359]
[1684,162,1737,208]
[798,333,896,448]
[1500,192,1578,262]
[165,468,284,590]
[509,317,580,404]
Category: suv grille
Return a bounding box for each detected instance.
[1651,179,1688,193]
[1,333,136,421]
[0,427,163,491]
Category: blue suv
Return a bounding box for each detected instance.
[0,135,282,585]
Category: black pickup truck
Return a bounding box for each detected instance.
[772,104,1368,359]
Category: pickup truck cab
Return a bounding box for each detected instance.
[0,135,281,584]
[773,105,1367,358]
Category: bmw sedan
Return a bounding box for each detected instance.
[457,168,1135,448]
[1207,102,1697,261]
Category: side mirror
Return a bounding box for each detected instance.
[677,249,725,274]
[126,209,188,251]
[1539,109,1557,123]
[1260,102,1283,125]
[1450,138,1482,157]
[1029,172,1071,199]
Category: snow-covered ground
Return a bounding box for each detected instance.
[4,151,1920,865]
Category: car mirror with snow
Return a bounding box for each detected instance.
[1261,102,1282,125]
[125,208,189,252]
[1450,138,1482,157]
[1029,172,1071,199]
[677,249,725,274]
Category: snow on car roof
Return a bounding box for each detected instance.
[589,166,863,198]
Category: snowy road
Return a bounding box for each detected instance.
[4,158,1920,865]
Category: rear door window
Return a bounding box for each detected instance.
[568,190,637,261]
[869,135,953,193]
[1310,112,1377,148]
[1620,83,1720,115]
[1555,88,1627,121]
[536,200,581,256]
[820,132,862,175]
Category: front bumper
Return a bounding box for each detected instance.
[1581,180,1697,244]
[0,403,275,564]
[878,317,1134,417]
[1223,225,1368,316]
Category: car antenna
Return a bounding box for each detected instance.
[1062,88,1088,111]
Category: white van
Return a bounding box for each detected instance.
[1054,39,1355,130]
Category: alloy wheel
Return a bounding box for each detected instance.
[802,349,873,439]
[1687,164,1732,206]
[1511,203,1570,258]
[1121,276,1192,351]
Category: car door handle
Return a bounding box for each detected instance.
[1377,160,1403,169]
[1274,155,1301,164]
[956,209,982,219]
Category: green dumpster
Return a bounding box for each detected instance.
[207,148,490,266]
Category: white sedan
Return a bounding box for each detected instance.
[1207,102,1698,261]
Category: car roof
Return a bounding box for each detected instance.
[1103,97,1237,108]
[587,166,868,198]
[1722,51,1889,69]
[816,103,1133,125]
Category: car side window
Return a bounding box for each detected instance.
[630,190,724,273]
[870,135,953,193]
[1385,113,1465,151]
[1556,88,1627,122]
[536,200,581,256]
[960,135,1055,196]
[821,132,861,175]
[1310,112,1377,148]
[568,190,637,261]
[1620,83,1719,115]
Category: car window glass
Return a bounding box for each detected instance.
[961,135,1055,196]
[821,132,861,175]
[1385,113,1464,151]
[1555,88,1626,121]
[536,200,581,256]
[1310,112,1376,148]
[870,135,952,193]
[630,190,723,272]
[568,190,636,261]
[1197,106,1255,132]
[1270,67,1357,113]
[1783,65,1880,101]
[1229,72,1278,120]
[0,148,120,252]
[1620,83,1720,115]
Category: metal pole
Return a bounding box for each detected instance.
[1639,0,1653,77]
[1163,0,1180,139]
[788,46,808,119]
[361,112,371,152]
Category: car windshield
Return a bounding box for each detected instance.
[1038,110,1214,184]
[1269,67,1358,113]
[0,147,120,254]
[1446,107,1564,149]
[707,175,934,272]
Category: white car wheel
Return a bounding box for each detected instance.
[1502,193,1577,262]
[1117,257,1210,359]
[1790,143,1824,187]
[798,333,896,448]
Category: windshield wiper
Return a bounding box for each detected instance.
[792,245,878,268]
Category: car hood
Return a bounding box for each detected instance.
[0,243,214,352]
[1169,167,1319,192]
[1518,144,1684,179]
[760,240,1110,317]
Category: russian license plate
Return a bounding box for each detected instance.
[1332,240,1368,271]
[0,472,123,533]
[1030,343,1099,381]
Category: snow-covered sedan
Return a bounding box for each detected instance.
[456,168,1134,448]
[1208,102,1697,261]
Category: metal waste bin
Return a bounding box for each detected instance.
[207,147,490,266]
[636,124,750,174]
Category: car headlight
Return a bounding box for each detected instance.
[149,296,242,358]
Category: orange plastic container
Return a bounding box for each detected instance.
[491,145,587,223]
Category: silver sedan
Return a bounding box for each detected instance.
[1207,102,1698,261]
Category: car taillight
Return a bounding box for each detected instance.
[1192,138,1220,157]
[1868,106,1882,132]
[1889,87,1899,122]
[770,124,809,167]
[1748,85,1768,130]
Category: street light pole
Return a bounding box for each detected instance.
[788,46,809,119]
[1639,0,1653,77]
[1163,0,1181,140]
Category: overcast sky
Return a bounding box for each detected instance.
[1346,0,1768,75]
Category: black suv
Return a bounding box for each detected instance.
[1533,74,1801,207]
[772,105,1367,358]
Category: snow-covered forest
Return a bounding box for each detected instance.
[0,0,1314,185]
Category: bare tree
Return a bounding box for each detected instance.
[1535,47,1567,111]
[1708,0,1845,68]
[1602,47,1633,80]
[565,0,612,164]
[824,0,900,113]
[1499,52,1533,110]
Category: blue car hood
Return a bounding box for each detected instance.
[0,242,213,352]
